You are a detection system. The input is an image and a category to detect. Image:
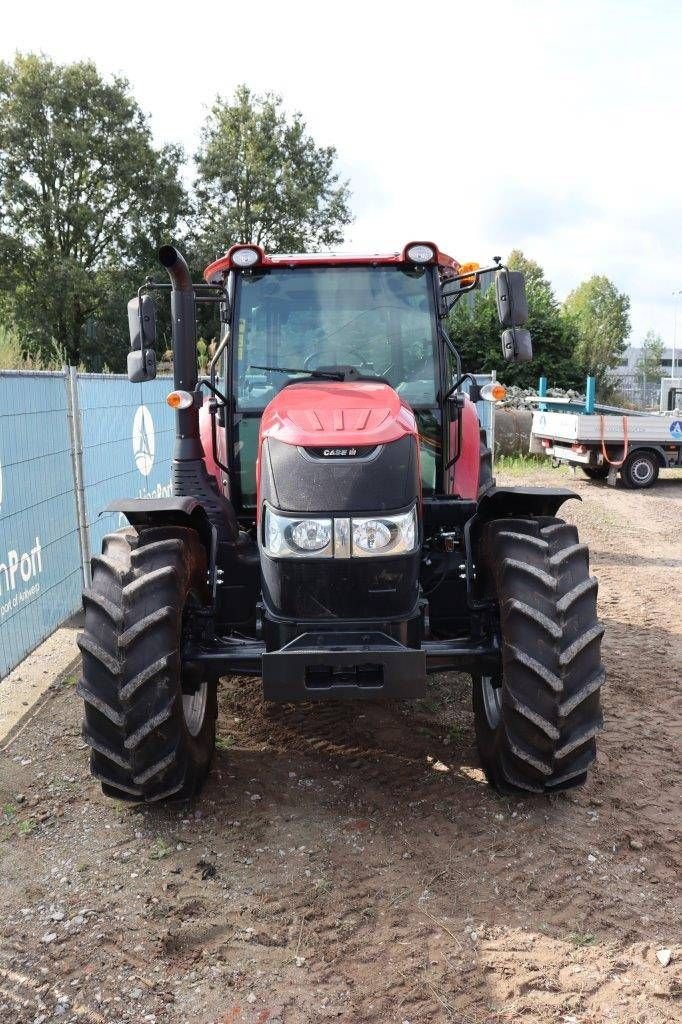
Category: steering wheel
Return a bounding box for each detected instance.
[304,347,374,371]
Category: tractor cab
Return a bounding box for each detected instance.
[202,242,530,516]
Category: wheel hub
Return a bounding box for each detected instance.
[631,458,653,483]
[481,675,502,729]
[183,683,208,737]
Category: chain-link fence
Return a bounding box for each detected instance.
[610,375,661,410]
[0,371,174,678]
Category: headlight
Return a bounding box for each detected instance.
[290,519,333,552]
[352,507,418,558]
[262,505,418,558]
[264,507,333,558]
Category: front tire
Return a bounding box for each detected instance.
[473,517,604,793]
[77,525,216,802]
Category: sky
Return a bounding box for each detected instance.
[3,0,682,350]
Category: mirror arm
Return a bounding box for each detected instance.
[439,258,506,318]
[444,372,480,403]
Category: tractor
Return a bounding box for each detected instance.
[77,241,604,802]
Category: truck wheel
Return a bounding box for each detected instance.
[77,525,216,802]
[581,465,609,480]
[473,517,604,793]
[620,450,659,489]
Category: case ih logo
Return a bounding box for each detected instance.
[305,445,377,459]
[132,405,155,476]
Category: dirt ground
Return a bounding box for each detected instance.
[1,466,680,1024]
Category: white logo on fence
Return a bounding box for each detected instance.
[132,405,155,477]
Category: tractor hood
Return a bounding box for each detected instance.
[256,380,421,517]
[259,380,417,449]
[256,379,423,623]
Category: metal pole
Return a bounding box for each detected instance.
[585,376,596,414]
[538,375,548,412]
[66,365,91,588]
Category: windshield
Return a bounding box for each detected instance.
[233,266,439,410]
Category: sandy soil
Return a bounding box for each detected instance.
[0,620,81,744]
[0,467,680,1024]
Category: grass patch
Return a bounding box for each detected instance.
[494,454,555,475]
[416,698,441,715]
[149,837,172,860]
[567,932,596,948]
[18,819,36,837]
[446,723,468,744]
[216,735,236,751]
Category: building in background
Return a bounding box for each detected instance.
[610,346,681,409]
[612,345,682,378]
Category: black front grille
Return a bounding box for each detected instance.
[261,552,420,619]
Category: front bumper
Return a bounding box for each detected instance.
[262,631,426,700]
[184,631,500,701]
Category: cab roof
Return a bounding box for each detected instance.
[203,242,461,283]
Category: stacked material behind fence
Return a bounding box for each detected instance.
[0,371,173,678]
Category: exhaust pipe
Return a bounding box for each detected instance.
[158,245,203,461]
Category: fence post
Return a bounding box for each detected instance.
[65,365,91,588]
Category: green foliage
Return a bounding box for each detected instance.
[0,53,186,367]
[193,85,352,259]
[635,329,664,381]
[447,251,582,389]
[564,274,631,387]
[0,320,65,369]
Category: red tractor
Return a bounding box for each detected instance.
[77,241,604,802]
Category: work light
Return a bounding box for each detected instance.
[231,247,261,268]
[405,243,436,264]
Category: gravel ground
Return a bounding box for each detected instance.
[0,466,680,1024]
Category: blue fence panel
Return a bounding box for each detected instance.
[0,372,82,679]
[78,375,175,560]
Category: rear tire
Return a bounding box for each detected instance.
[77,525,216,802]
[620,450,659,489]
[473,516,604,793]
[580,465,609,480]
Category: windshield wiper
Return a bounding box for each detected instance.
[249,364,344,381]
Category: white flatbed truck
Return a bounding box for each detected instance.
[530,409,682,488]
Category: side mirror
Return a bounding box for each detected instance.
[127,349,157,383]
[127,295,157,350]
[501,327,533,362]
[495,270,528,328]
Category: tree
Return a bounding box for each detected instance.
[193,86,352,258]
[447,251,582,389]
[635,330,665,382]
[0,54,186,366]
[563,275,631,387]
